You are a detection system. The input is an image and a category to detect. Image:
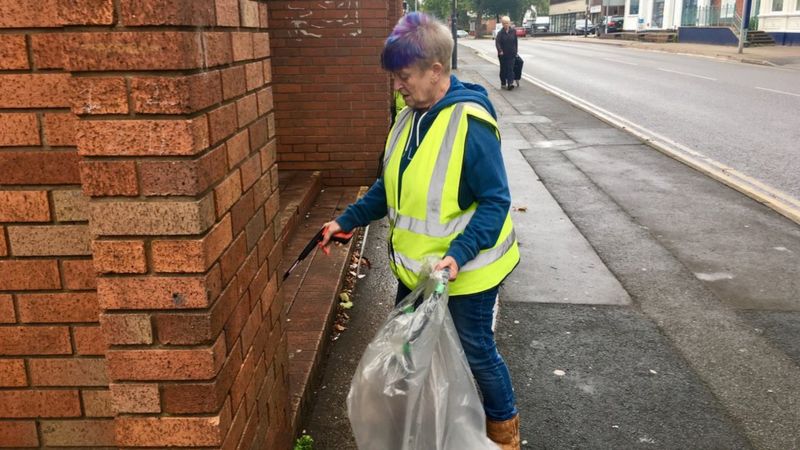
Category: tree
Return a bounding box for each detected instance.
[421,0,452,21]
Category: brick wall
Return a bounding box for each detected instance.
[0,1,290,448]
[269,0,404,186]
[0,1,107,447]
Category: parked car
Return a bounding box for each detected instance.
[533,16,550,32]
[523,20,533,35]
[574,20,596,34]
[604,16,625,32]
[456,29,468,38]
[515,26,526,37]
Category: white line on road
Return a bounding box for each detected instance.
[657,67,717,81]
[602,57,639,66]
[755,86,800,98]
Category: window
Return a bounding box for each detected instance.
[772,0,783,11]
[630,0,640,15]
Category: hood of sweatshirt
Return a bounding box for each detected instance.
[415,75,497,136]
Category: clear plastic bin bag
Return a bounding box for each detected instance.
[347,263,498,450]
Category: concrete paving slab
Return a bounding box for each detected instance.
[562,127,643,145]
[564,145,800,311]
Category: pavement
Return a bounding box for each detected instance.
[538,35,800,70]
[303,45,800,449]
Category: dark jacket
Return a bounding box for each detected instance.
[337,75,510,269]
[495,27,518,56]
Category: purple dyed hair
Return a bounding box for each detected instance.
[381,12,453,72]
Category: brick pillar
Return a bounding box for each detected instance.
[269,0,404,186]
[75,1,289,448]
[0,1,112,447]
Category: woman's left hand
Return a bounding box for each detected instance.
[434,256,459,281]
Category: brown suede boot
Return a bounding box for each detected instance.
[486,414,520,450]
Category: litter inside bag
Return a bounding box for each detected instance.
[347,264,497,450]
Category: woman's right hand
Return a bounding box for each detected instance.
[320,221,343,248]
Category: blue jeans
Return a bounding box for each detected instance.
[395,282,518,421]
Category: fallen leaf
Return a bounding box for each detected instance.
[334,324,346,332]
[361,257,372,269]
[339,301,353,309]
[339,292,350,303]
[513,206,528,212]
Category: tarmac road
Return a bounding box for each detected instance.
[459,38,800,202]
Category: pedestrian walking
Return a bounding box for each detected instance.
[321,12,521,450]
[495,16,518,90]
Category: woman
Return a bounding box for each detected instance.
[322,12,521,450]
[495,16,518,90]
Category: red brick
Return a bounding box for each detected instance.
[0,390,80,418]
[89,194,216,236]
[258,2,268,28]
[203,32,233,68]
[221,65,246,100]
[0,326,71,355]
[0,359,26,387]
[230,345,256,413]
[7,225,91,257]
[0,294,13,323]
[107,334,226,381]
[232,32,254,62]
[161,344,241,414]
[0,227,5,257]
[29,358,108,386]
[0,151,81,185]
[111,383,160,413]
[98,267,222,310]
[0,34,28,69]
[220,233,247,285]
[253,172,271,208]
[0,1,58,27]
[30,33,69,69]
[70,77,128,115]
[132,72,222,115]
[120,0,214,26]
[77,118,209,156]
[0,260,60,291]
[237,93,258,128]
[249,117,269,150]
[80,160,139,197]
[0,420,38,447]
[215,171,243,217]
[0,113,39,146]
[253,33,270,59]
[263,59,272,84]
[240,153,262,192]
[17,292,98,323]
[100,313,152,345]
[40,419,115,446]
[58,0,115,25]
[260,139,278,171]
[216,0,240,26]
[256,87,274,117]
[152,214,233,273]
[92,240,146,274]
[66,32,204,71]
[42,113,78,146]
[154,277,239,346]
[62,259,96,290]
[245,61,265,92]
[226,129,251,169]
[115,413,229,447]
[0,74,71,108]
[82,389,114,417]
[52,189,89,222]
[74,326,107,355]
[209,102,239,145]
[139,144,228,196]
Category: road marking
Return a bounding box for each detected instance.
[471,49,800,226]
[657,67,717,81]
[602,57,638,66]
[755,86,800,98]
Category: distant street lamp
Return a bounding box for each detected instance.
[452,0,458,69]
[585,0,589,37]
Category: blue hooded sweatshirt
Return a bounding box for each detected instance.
[336,75,511,271]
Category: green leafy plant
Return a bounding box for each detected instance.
[294,434,313,450]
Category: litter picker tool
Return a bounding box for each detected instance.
[282,226,353,281]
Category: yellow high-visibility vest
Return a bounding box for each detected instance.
[383,102,520,295]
